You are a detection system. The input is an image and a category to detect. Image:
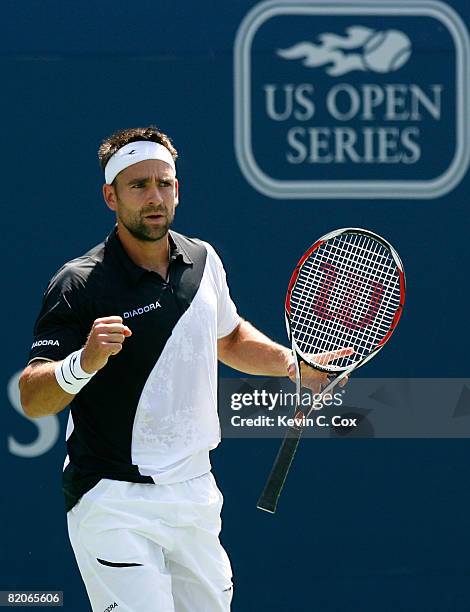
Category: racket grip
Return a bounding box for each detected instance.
[257,426,302,514]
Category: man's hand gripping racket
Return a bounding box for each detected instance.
[257,228,406,514]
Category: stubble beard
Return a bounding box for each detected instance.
[122,215,171,242]
[117,201,174,243]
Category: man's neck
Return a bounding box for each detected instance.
[116,223,170,277]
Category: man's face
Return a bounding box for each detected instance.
[106,159,179,242]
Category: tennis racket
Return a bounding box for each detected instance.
[257,228,405,513]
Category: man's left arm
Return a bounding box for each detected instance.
[218,319,355,394]
[218,320,332,393]
[218,319,291,376]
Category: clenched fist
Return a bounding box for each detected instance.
[81,316,132,374]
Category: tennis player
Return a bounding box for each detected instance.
[19,126,345,612]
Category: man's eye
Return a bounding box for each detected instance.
[132,183,145,189]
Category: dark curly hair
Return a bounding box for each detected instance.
[98,125,178,173]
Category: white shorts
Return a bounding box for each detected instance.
[67,473,233,612]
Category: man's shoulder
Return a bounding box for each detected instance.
[170,230,215,265]
[171,231,219,261]
[46,236,108,296]
[171,230,207,249]
[171,232,231,278]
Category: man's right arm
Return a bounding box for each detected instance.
[19,360,77,418]
[19,316,132,419]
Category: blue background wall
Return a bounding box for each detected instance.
[2,1,470,610]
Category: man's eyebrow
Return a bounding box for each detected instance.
[126,176,174,185]
[127,176,149,185]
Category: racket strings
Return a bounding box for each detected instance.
[293,237,394,330]
[292,237,399,366]
[297,241,397,342]
[293,238,398,364]
[289,233,402,369]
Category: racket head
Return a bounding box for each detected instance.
[285,228,405,373]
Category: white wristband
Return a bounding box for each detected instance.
[55,349,96,395]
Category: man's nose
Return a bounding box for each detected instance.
[147,185,164,204]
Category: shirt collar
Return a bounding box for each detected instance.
[169,230,193,265]
[107,226,192,285]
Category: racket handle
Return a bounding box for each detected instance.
[257,426,302,514]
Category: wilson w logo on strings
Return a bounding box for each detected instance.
[312,262,384,330]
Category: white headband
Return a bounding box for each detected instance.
[104,141,176,184]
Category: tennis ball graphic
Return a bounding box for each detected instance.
[362,30,412,73]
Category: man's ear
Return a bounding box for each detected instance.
[103,183,117,212]
[174,178,179,207]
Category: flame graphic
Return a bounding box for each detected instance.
[277,26,411,76]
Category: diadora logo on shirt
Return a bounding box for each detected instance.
[234,0,470,199]
[123,300,162,319]
[31,339,59,348]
